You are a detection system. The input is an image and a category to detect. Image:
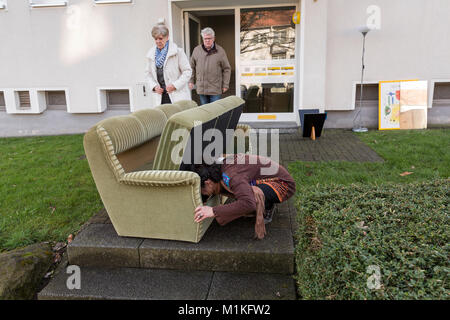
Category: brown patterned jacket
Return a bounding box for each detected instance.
[212,154,296,225]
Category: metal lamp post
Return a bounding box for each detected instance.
[353,26,371,133]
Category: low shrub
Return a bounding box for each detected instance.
[295,179,449,300]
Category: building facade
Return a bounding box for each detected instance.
[0,0,449,137]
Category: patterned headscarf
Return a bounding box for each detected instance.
[155,40,169,68]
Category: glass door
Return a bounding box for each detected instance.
[238,6,297,119]
[184,12,201,57]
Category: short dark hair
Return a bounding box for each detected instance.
[188,163,222,187]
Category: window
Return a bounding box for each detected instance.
[240,7,296,61]
[355,83,379,108]
[0,91,5,111]
[17,91,31,109]
[45,91,67,110]
[433,82,450,107]
[0,1,7,10]
[240,6,296,114]
[272,29,287,45]
[94,0,132,4]
[97,88,131,112]
[271,52,286,60]
[29,0,67,7]
[255,33,267,44]
[107,90,130,110]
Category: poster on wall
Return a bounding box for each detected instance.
[399,80,428,130]
[379,80,401,130]
[378,80,428,130]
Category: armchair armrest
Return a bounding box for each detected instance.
[120,170,201,187]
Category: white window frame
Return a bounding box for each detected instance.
[0,88,71,114]
[430,79,450,108]
[351,80,380,111]
[37,88,71,112]
[178,3,300,123]
[0,91,6,111]
[29,0,68,8]
[94,0,132,4]
[96,87,134,113]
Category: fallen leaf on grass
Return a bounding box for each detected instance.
[67,234,73,243]
[53,242,66,252]
[54,253,61,264]
[400,172,414,176]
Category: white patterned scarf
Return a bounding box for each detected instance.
[155,41,169,68]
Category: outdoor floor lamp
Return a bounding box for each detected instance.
[353,26,371,133]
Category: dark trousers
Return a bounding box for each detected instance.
[255,183,280,210]
[161,92,171,104]
[199,94,221,105]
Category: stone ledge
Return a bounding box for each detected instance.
[68,224,143,268]
[208,272,296,300]
[38,266,296,300]
[67,218,294,274]
[38,266,212,300]
[139,220,294,274]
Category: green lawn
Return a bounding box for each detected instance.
[288,129,450,187]
[0,129,448,255]
[0,134,103,252]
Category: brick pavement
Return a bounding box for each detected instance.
[256,128,384,165]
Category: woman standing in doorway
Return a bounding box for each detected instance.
[145,22,192,106]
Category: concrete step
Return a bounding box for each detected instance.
[38,262,297,300]
[67,202,295,274]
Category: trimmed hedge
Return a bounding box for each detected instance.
[295,179,449,300]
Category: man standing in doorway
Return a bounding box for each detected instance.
[189,27,231,105]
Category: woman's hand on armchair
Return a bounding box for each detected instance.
[194,206,214,223]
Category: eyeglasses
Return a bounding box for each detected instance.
[203,37,214,41]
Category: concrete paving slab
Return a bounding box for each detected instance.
[68,224,143,268]
[139,220,294,274]
[208,272,296,300]
[38,266,212,300]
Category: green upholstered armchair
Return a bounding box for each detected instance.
[83,97,249,243]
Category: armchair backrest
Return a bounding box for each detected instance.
[88,100,197,179]
[152,96,245,171]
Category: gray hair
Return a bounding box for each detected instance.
[201,27,215,38]
[151,23,169,38]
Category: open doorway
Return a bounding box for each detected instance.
[184,9,236,106]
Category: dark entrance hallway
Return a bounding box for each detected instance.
[185,10,235,105]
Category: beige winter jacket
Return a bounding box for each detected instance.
[145,41,192,107]
[189,43,231,96]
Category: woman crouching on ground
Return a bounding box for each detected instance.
[189,154,296,239]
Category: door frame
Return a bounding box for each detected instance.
[183,12,201,57]
[179,2,301,123]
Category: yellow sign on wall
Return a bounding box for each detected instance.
[292,11,301,24]
[258,115,277,120]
